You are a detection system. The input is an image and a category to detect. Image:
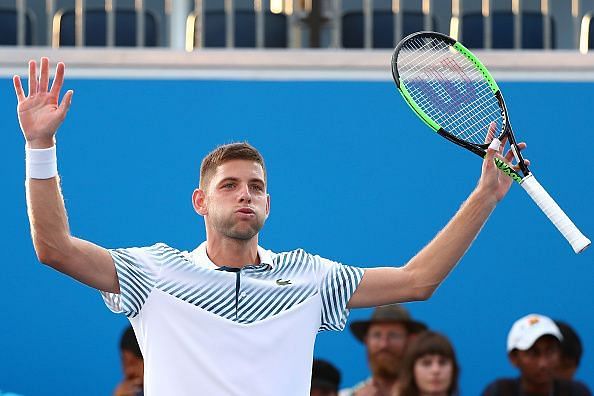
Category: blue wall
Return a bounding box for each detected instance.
[1,78,592,395]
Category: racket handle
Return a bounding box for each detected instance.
[520,175,591,254]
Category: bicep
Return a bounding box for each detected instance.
[50,237,119,293]
[347,266,425,308]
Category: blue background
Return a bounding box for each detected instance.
[1,78,592,395]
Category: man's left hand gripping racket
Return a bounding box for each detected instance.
[391,31,590,254]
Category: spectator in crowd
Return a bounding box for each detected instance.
[113,325,144,396]
[554,320,583,381]
[397,331,460,396]
[311,359,341,396]
[340,304,426,396]
[482,314,592,396]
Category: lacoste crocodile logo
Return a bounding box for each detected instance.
[276,279,292,286]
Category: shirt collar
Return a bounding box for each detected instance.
[189,241,274,270]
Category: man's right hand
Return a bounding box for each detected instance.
[13,57,73,149]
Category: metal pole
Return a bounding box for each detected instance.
[225,0,234,48]
[46,0,55,46]
[393,0,402,44]
[363,0,372,49]
[572,0,580,49]
[106,0,115,47]
[287,0,298,48]
[542,0,550,49]
[17,0,26,46]
[331,0,341,48]
[483,0,491,49]
[423,0,432,31]
[75,0,85,47]
[194,0,203,49]
[173,0,190,49]
[136,0,145,47]
[513,0,521,49]
[451,0,461,41]
[255,0,264,48]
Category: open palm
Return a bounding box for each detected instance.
[14,58,73,147]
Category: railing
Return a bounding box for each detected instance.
[2,0,594,51]
[580,12,593,54]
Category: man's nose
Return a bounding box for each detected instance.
[238,184,252,202]
[537,355,552,369]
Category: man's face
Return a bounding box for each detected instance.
[200,160,269,241]
[121,350,144,383]
[310,388,337,396]
[510,336,561,387]
[364,323,409,378]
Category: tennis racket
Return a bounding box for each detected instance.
[391,31,590,254]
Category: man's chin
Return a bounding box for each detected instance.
[226,226,261,241]
[370,357,400,378]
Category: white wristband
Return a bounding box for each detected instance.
[26,145,58,179]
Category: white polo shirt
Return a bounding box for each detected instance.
[101,242,364,396]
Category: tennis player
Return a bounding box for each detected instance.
[14,58,526,396]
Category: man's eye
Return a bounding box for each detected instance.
[251,185,264,191]
[223,183,235,189]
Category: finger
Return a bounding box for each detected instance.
[483,121,497,144]
[49,62,65,98]
[488,138,501,151]
[39,57,50,93]
[13,75,25,102]
[504,142,527,162]
[28,60,37,96]
[58,90,74,119]
[512,158,530,170]
[483,141,497,169]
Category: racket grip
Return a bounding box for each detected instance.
[520,175,591,254]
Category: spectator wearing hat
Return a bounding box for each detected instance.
[339,304,426,396]
[553,320,584,381]
[482,313,591,396]
[311,359,341,396]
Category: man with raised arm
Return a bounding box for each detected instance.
[14,58,527,396]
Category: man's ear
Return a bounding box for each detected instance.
[192,188,208,216]
[508,350,519,368]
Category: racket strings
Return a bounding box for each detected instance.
[398,38,498,120]
[397,37,503,145]
[403,49,500,143]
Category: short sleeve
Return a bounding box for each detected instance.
[315,255,365,332]
[100,243,166,318]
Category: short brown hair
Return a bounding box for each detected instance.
[199,142,266,190]
[398,331,460,396]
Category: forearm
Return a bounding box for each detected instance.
[403,186,497,296]
[26,176,73,263]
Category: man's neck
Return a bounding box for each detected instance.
[205,236,260,268]
[521,377,554,395]
[371,375,398,395]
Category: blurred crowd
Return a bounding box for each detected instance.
[311,306,591,396]
[1,306,588,396]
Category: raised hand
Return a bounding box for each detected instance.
[479,121,529,203]
[13,57,73,149]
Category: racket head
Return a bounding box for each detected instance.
[392,31,509,151]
